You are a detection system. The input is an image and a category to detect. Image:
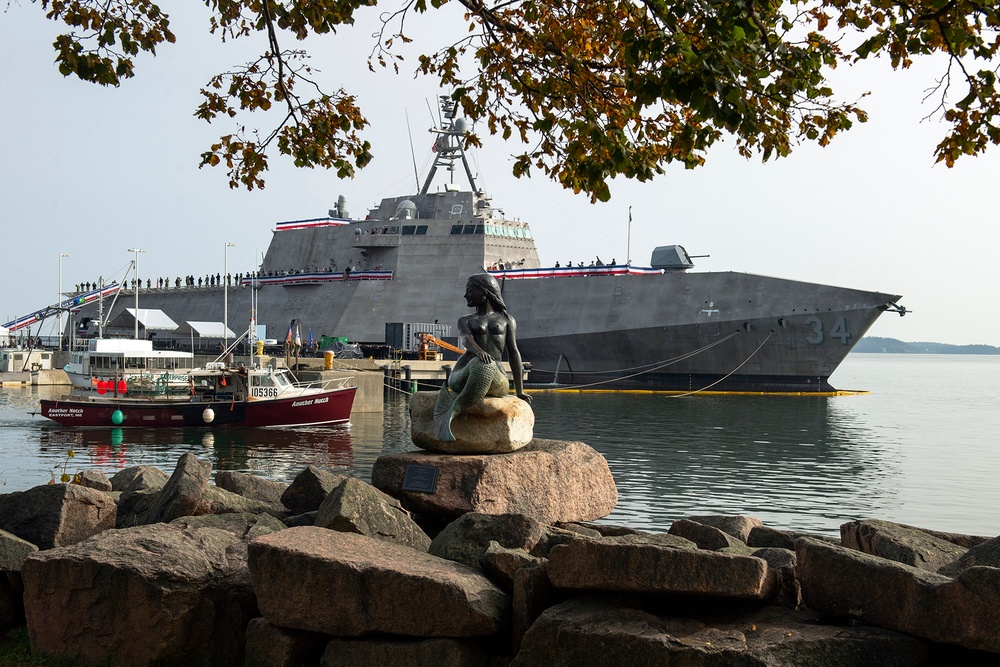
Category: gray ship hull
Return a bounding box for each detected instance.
[83,268,897,393]
[500,271,897,392]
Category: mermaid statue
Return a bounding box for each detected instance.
[433,273,532,442]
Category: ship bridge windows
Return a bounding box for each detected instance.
[481,223,532,239]
[452,224,484,235]
[401,225,428,235]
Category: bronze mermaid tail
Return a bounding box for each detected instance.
[433,357,509,442]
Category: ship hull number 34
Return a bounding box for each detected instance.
[804,316,852,345]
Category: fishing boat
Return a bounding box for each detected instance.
[51,97,906,394]
[38,361,356,428]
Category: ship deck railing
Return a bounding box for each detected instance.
[240,271,393,287]
[489,265,664,279]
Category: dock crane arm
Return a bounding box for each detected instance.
[418,333,464,356]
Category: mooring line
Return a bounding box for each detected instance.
[533,332,746,391]
[664,331,774,398]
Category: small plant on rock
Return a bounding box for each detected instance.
[48,449,81,485]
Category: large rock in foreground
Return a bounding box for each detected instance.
[0,484,116,549]
[409,391,534,454]
[841,518,968,572]
[371,439,617,523]
[249,527,509,637]
[797,536,1000,653]
[548,535,775,600]
[281,465,346,515]
[512,597,929,666]
[314,477,430,551]
[22,517,276,667]
[146,453,212,524]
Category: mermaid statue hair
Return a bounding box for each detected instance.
[469,273,507,313]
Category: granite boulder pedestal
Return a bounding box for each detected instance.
[373,393,617,524]
[409,391,535,454]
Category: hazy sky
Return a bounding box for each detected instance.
[2,3,997,346]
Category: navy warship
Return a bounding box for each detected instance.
[67,97,906,393]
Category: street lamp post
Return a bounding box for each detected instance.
[127,248,146,340]
[224,242,236,352]
[58,253,69,351]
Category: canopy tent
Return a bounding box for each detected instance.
[168,321,241,354]
[105,308,180,338]
[173,322,239,339]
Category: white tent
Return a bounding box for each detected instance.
[170,321,241,354]
[107,308,180,332]
[173,322,238,339]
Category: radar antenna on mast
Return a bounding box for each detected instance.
[419,95,479,195]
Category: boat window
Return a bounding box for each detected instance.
[401,225,416,235]
[451,225,463,235]
[523,229,532,239]
[272,372,292,388]
[416,225,427,235]
[475,225,484,234]
[513,228,523,238]
[463,225,476,234]
[484,224,495,236]
[253,374,276,387]
[389,226,399,234]
[500,227,509,237]
[126,356,148,369]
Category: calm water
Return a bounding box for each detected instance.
[1,354,998,537]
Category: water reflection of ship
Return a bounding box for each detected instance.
[530,393,899,534]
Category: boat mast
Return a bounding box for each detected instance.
[98,277,104,339]
[126,249,145,339]
[419,96,478,195]
[627,207,632,265]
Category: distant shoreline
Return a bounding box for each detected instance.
[855,336,1000,355]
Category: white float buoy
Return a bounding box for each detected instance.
[202,408,215,424]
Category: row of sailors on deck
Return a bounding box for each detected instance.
[487,257,630,272]
[74,263,391,293]
[76,274,248,291]
[553,257,619,268]
[487,259,527,271]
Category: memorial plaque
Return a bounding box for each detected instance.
[401,463,440,493]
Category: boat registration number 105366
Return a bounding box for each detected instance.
[251,387,280,398]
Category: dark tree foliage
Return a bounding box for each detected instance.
[32,0,1000,200]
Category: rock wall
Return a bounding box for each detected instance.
[0,447,996,666]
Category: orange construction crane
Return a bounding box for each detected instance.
[418,332,464,358]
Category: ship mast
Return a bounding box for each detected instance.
[419,96,478,195]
